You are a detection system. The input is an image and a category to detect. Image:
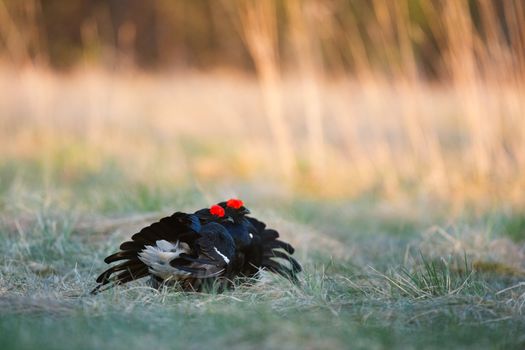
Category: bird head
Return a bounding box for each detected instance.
[221,198,250,221]
[198,199,251,225]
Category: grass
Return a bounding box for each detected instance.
[1,1,525,347]
[1,166,525,350]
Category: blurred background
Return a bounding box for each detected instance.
[1,0,524,212]
[3,3,525,348]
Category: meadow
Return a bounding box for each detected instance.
[1,169,525,350]
[0,67,524,349]
[1,0,525,348]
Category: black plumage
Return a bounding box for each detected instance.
[243,216,302,282]
[91,199,302,294]
[208,200,302,283]
[91,213,234,294]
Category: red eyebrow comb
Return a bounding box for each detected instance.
[210,205,225,217]
[226,198,244,209]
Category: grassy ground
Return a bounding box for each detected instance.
[0,64,524,349]
[2,2,525,346]
[1,163,525,350]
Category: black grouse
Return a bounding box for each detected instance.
[219,199,302,282]
[91,199,301,293]
[196,199,301,283]
[91,213,235,294]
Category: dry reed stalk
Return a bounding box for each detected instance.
[234,0,295,181]
[501,1,525,171]
[393,1,446,187]
[441,0,491,178]
[286,0,325,179]
[0,0,29,64]
[337,5,396,188]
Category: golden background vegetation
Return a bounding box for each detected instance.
[0,0,524,209]
[1,4,525,348]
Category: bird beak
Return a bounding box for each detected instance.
[241,208,251,215]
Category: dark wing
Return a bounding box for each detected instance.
[177,222,234,274]
[164,222,235,287]
[114,213,200,256]
[91,212,200,294]
[244,217,302,283]
[194,208,216,224]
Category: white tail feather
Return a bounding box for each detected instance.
[138,240,191,279]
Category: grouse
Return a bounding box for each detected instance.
[218,199,302,282]
[91,199,301,294]
[196,199,301,283]
[91,213,235,294]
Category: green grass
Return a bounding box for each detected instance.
[1,164,525,350]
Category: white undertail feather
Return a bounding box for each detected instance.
[213,247,230,264]
[138,240,191,279]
